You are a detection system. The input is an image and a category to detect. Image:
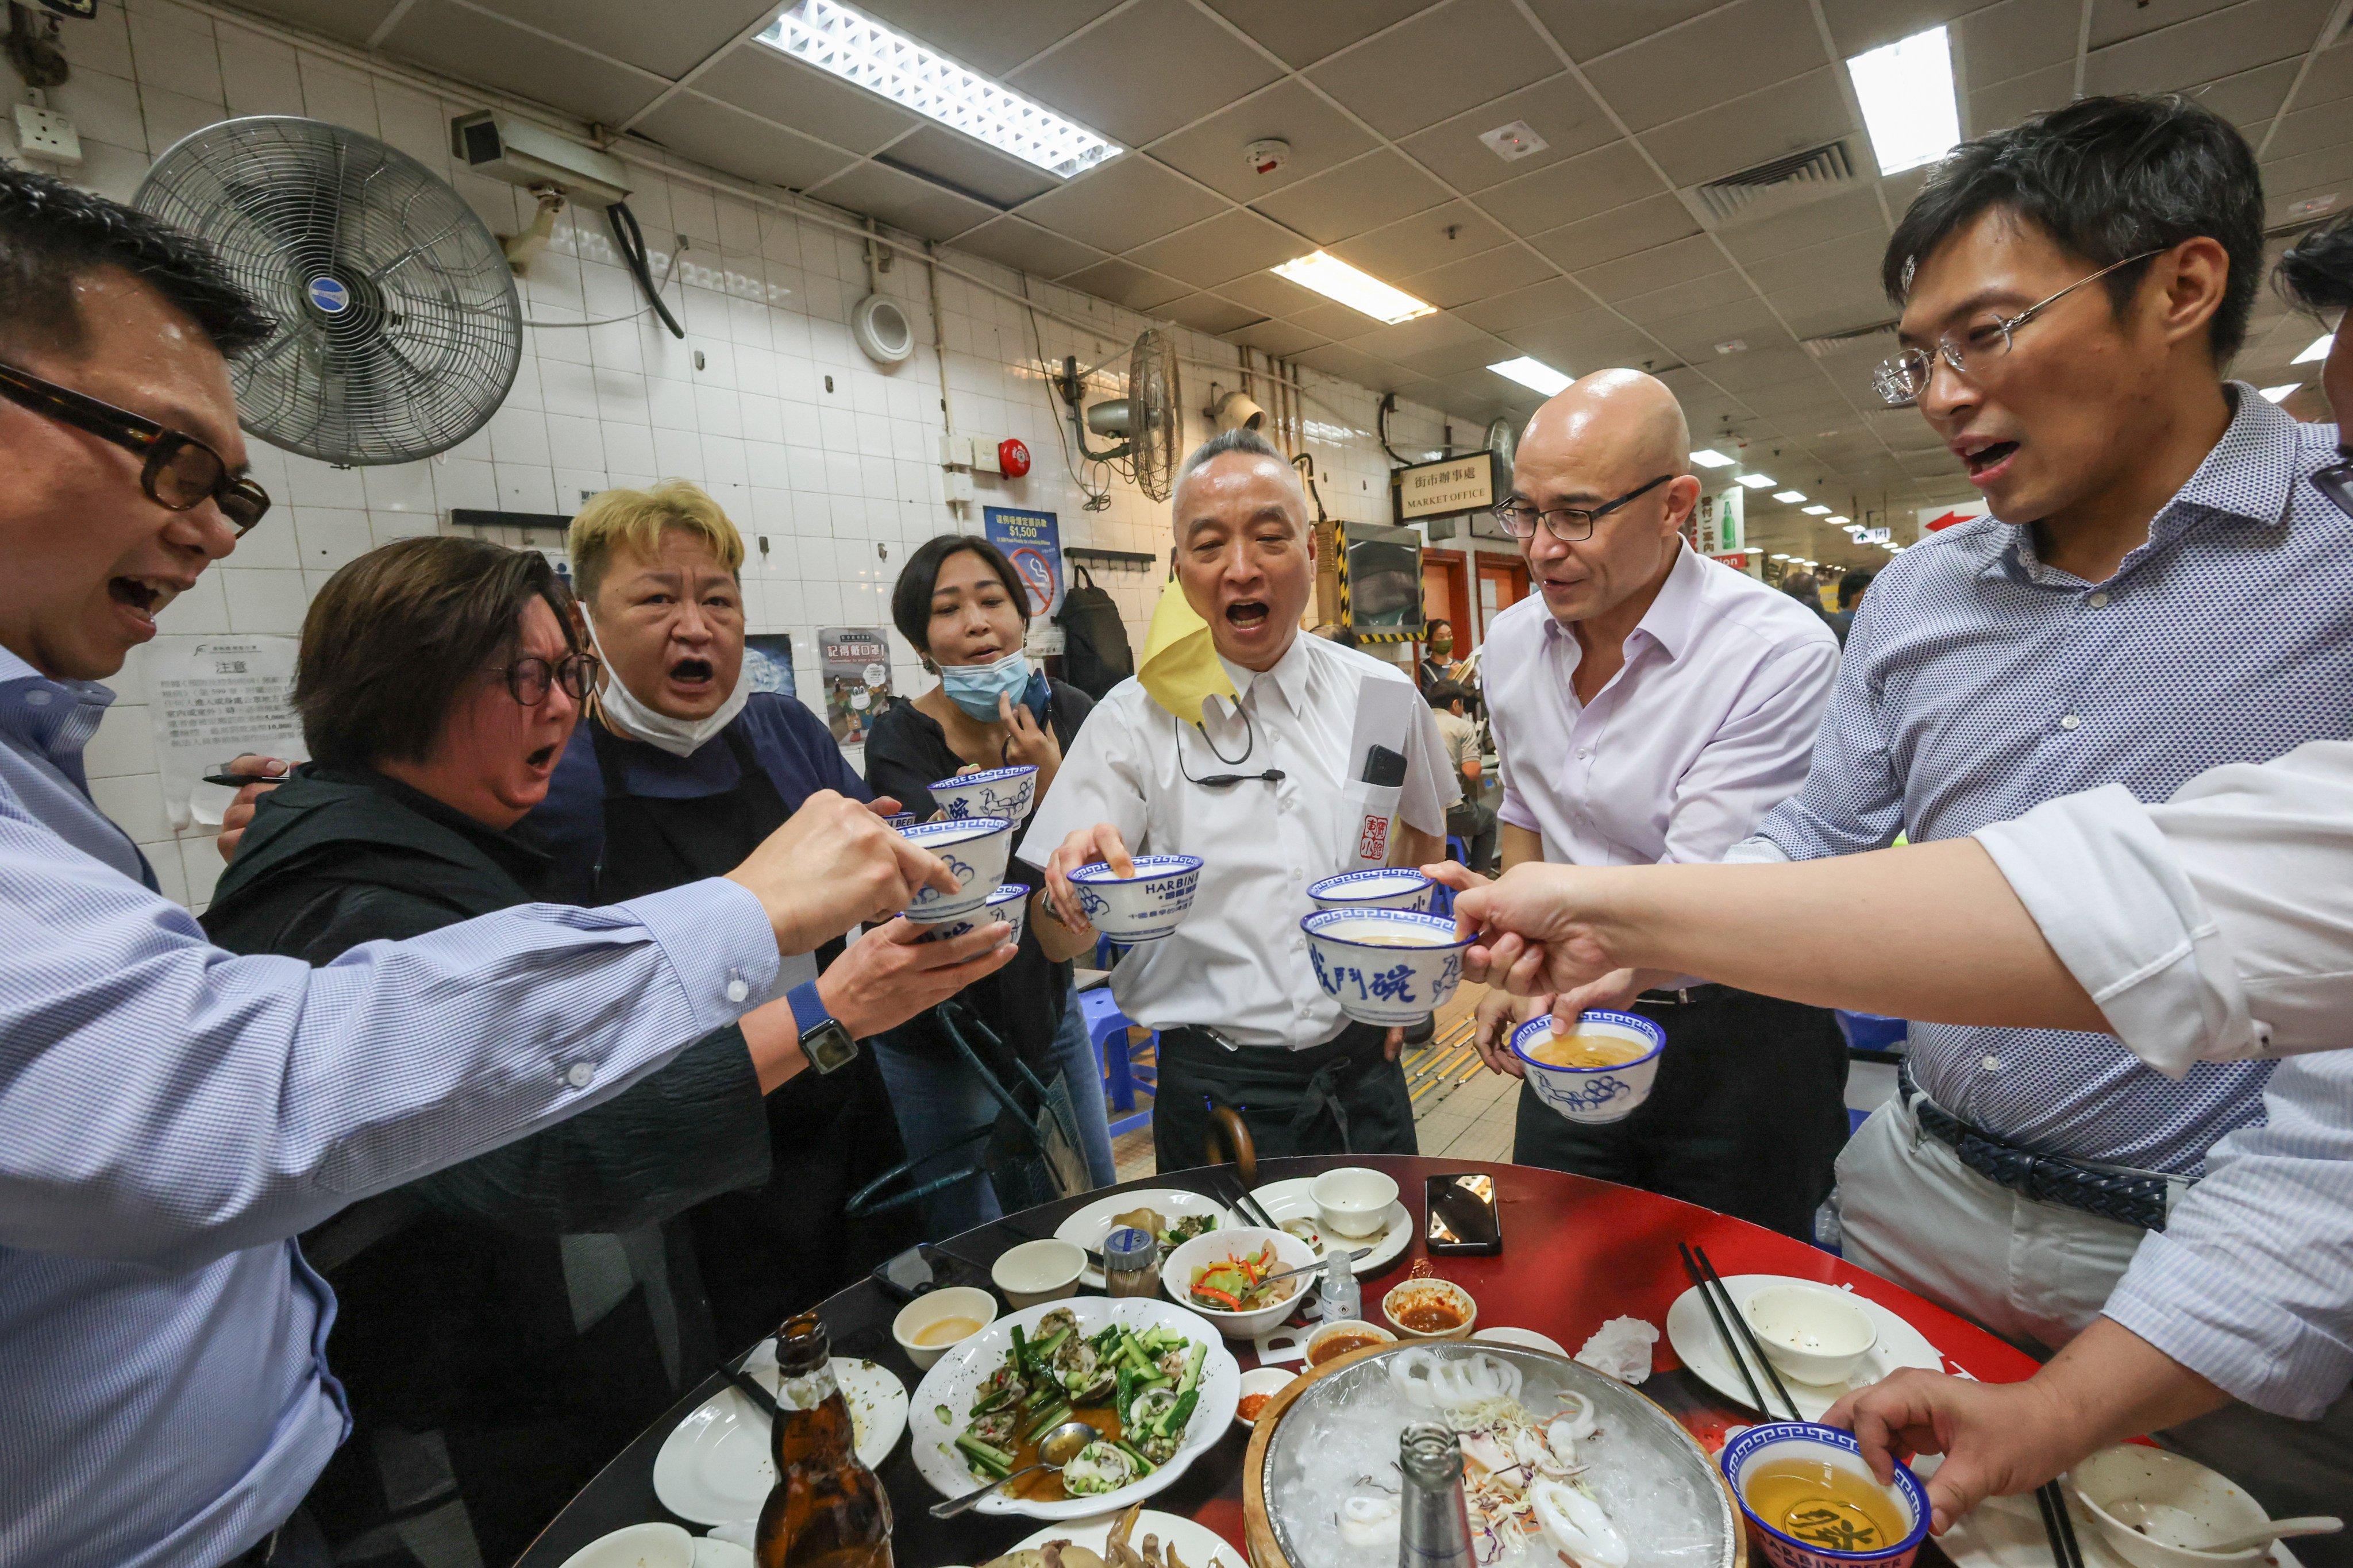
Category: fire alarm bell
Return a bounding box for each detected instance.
[998,438,1032,478]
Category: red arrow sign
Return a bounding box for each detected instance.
[1923,509,1978,531]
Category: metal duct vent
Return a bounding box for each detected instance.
[1801,319,1900,359]
[1688,139,1859,228]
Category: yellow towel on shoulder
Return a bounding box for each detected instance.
[1136,577,1235,726]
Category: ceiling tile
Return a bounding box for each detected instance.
[1146,79,1376,203]
[1227,318,1331,357]
[1718,185,1885,265]
[1477,139,1662,237]
[1505,319,1666,373]
[1742,228,1886,298]
[1707,344,1824,392]
[2083,0,2334,97]
[1637,68,1857,188]
[1198,0,1428,70]
[1343,312,1497,357]
[1060,258,1192,313]
[1527,192,1703,271]
[1774,283,1900,342]
[1816,0,1978,59]
[468,0,782,82]
[690,42,924,154]
[878,125,1060,207]
[1161,292,1266,334]
[1608,269,1754,325]
[2262,142,2353,208]
[636,94,863,190]
[1249,148,1451,245]
[224,0,403,45]
[1958,0,2084,89]
[1519,0,1722,64]
[2292,38,2353,109]
[1013,155,1227,253]
[1215,269,1327,317]
[1646,300,1790,361]
[1305,0,1558,140]
[1577,234,1729,301]
[2089,0,2255,49]
[386,0,665,125]
[1399,245,1558,309]
[806,161,1001,241]
[1396,73,1619,195]
[946,217,1109,279]
[1331,200,1512,281]
[1124,208,1307,288]
[1288,300,1389,339]
[1399,341,1519,379]
[2253,83,2353,159]
[1454,278,1603,332]
[1010,5,1281,148]
[1581,0,1830,133]
[1970,64,2075,137]
[846,0,1121,76]
[1290,342,1410,390]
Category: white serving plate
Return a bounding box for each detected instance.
[1054,1187,1231,1290]
[650,1352,906,1527]
[909,1296,1240,1521]
[1665,1273,1946,1421]
[1936,1481,2305,1568]
[1009,1508,1245,1568]
[1242,1177,1414,1280]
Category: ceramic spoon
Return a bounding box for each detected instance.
[2107,1500,2342,1555]
[929,1420,1099,1519]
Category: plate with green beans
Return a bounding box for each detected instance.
[908,1297,1241,1520]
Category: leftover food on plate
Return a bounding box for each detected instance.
[1187,1243,1301,1313]
[1113,1208,1219,1259]
[951,1308,1209,1503]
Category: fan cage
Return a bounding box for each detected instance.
[1126,328,1180,502]
[136,115,522,466]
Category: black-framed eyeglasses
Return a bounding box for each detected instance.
[2315,452,2353,522]
[0,360,272,535]
[492,652,599,706]
[1491,474,1673,542]
[1872,250,2163,407]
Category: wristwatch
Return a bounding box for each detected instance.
[787,979,860,1075]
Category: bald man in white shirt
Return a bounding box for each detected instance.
[1472,371,1847,1238]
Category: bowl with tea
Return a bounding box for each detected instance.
[1300,907,1473,1027]
[892,1285,1000,1371]
[1306,866,1435,913]
[1510,1010,1667,1124]
[1067,854,1203,943]
[899,818,1016,920]
[914,882,1030,947]
[1720,1421,1930,1568]
[927,764,1038,825]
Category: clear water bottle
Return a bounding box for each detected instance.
[1398,1421,1476,1568]
[1319,1249,1361,1324]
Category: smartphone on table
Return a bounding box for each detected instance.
[1424,1172,1503,1256]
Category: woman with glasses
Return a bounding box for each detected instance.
[202,537,814,1564]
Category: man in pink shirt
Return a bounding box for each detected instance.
[1472,370,1846,1237]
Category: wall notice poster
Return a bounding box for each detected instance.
[983,507,1065,656]
[742,632,796,699]
[819,627,892,760]
[147,636,305,830]
[1692,484,1744,554]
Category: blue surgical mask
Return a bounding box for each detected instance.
[938,649,1032,720]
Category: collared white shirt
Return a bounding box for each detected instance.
[1486,542,1839,868]
[1023,631,1455,1049]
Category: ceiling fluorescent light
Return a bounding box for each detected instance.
[1773,490,1807,503]
[2258,383,2300,403]
[1735,473,1776,490]
[1770,553,1792,561]
[2293,333,2333,364]
[1272,252,1435,325]
[1828,515,1850,524]
[1691,448,1735,468]
[1847,26,1959,176]
[759,0,1119,178]
[1488,356,1573,396]
[1803,504,1831,515]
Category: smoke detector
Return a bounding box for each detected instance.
[1243,138,1291,177]
[1479,121,1547,163]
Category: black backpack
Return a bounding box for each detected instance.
[1056,563,1135,700]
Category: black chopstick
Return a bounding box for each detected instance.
[2035,1482,2084,1568]
[1692,1243,1802,1423]
[1678,1242,1773,1417]
[1219,1172,1279,1231]
[725,1359,780,1423]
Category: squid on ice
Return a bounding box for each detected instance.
[1530,1478,1630,1568]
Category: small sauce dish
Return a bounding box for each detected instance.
[989,1239,1085,1309]
[1382,1277,1477,1341]
[1234,1366,1298,1428]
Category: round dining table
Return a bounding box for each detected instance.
[515,1154,2039,1568]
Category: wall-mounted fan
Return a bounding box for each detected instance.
[135,115,522,465]
[1052,328,1182,501]
[1485,415,1519,475]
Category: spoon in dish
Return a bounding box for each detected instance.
[928,1420,1100,1519]
[2107,1500,2341,1555]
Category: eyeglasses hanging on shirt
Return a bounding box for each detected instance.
[1173,708,1285,788]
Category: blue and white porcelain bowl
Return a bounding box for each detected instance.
[1306,866,1435,913]
[897,817,1014,921]
[1720,1422,1929,1568]
[1510,1010,1666,1124]
[914,882,1029,947]
[1067,855,1202,943]
[1300,907,1472,1027]
[882,811,919,829]
[927,764,1038,825]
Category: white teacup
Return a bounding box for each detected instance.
[1740,1284,1879,1385]
[1311,1166,1399,1237]
[927,764,1037,825]
[914,882,1028,946]
[1300,908,1471,1026]
[1068,854,1201,942]
[897,818,1014,921]
[1307,867,1435,913]
[1509,1012,1666,1124]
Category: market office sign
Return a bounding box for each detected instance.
[1394,450,1500,525]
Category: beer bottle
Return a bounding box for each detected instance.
[753,1312,894,1568]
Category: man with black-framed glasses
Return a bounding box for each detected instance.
[1465,368,1844,1237]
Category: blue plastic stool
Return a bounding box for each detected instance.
[1079,985,1157,1137]
[1428,834,1471,918]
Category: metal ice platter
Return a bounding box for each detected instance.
[1254,1342,1739,1568]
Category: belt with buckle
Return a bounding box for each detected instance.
[1899,1063,2183,1231]
[1634,984,1734,1007]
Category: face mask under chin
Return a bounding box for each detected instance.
[937,647,1031,721]
[583,613,750,757]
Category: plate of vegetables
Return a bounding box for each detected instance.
[908,1296,1241,1520]
[1162,1226,1322,1339]
[1054,1189,1229,1289]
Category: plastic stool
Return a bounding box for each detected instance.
[1428,834,1471,918]
[1079,987,1157,1137]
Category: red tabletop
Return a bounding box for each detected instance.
[518,1155,2038,1567]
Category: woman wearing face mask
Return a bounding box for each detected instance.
[862,534,1118,1231]
[1418,617,1460,692]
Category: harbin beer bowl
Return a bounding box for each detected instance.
[1305,867,1435,913]
[1067,854,1202,942]
[1510,1011,1666,1125]
[914,883,1029,946]
[927,764,1038,825]
[898,818,1014,921]
[1721,1422,1930,1568]
[1299,908,1472,1027]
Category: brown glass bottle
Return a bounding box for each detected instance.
[753,1312,894,1568]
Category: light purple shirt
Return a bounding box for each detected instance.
[1486,543,1839,868]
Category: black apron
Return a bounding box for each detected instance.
[590,717,918,1347]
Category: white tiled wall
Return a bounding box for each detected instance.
[9,0,1524,907]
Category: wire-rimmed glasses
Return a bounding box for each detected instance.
[1491,474,1673,542]
[0,360,272,534]
[2315,452,2353,521]
[1871,250,2164,407]
[492,653,598,706]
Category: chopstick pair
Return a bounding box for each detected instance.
[1212,1171,1279,1231]
[1677,1240,1801,1423]
[2035,1481,2086,1568]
